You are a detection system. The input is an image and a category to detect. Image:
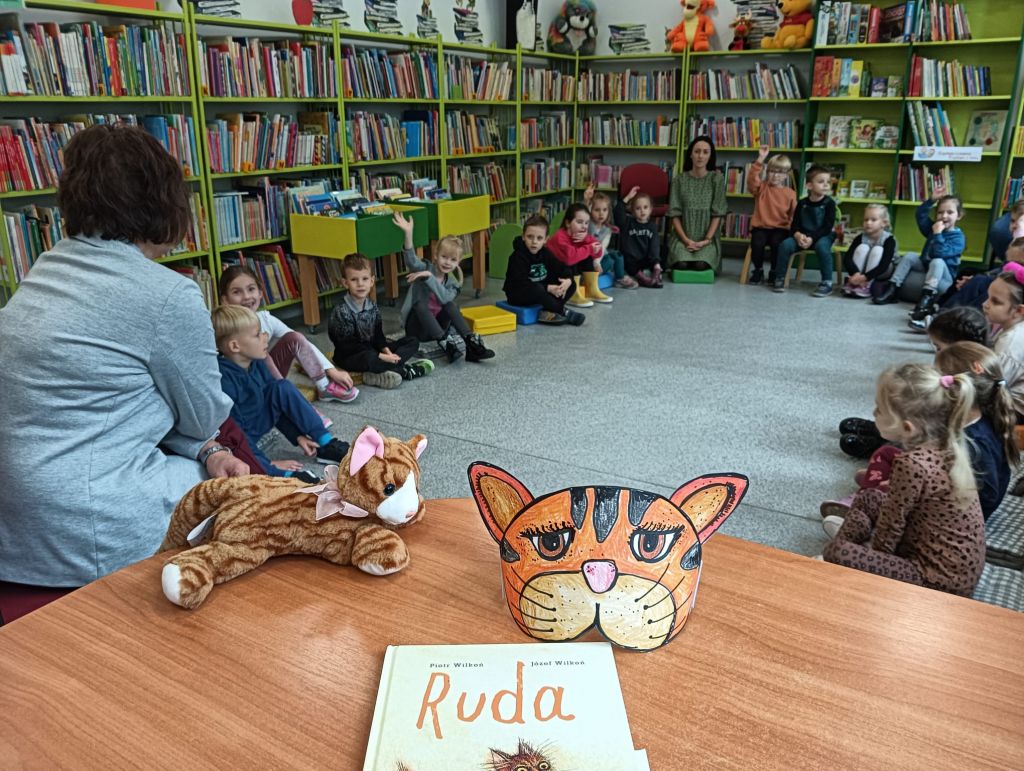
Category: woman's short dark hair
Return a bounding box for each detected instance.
[57,124,191,246]
[683,135,718,173]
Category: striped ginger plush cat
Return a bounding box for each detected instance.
[468,463,748,651]
[159,425,427,609]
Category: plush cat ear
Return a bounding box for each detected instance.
[409,434,427,459]
[350,426,385,475]
[670,474,748,543]
[467,462,533,544]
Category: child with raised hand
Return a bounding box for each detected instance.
[584,184,637,289]
[875,193,966,319]
[772,164,837,296]
[212,305,350,474]
[612,185,661,288]
[328,252,433,390]
[503,214,585,326]
[219,266,358,403]
[983,269,1024,416]
[746,145,796,285]
[547,203,612,305]
[822,364,985,597]
[841,203,897,299]
[395,213,494,363]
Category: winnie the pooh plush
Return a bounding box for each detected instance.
[666,0,715,53]
[761,0,814,49]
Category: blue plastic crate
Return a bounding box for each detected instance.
[598,272,614,290]
[496,301,541,325]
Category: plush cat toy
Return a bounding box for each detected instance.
[468,463,748,652]
[159,425,427,609]
[547,0,597,56]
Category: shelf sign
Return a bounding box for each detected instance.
[913,146,983,162]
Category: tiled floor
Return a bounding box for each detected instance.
[266,259,932,556]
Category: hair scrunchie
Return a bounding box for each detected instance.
[939,374,955,389]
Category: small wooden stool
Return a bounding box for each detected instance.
[784,249,844,289]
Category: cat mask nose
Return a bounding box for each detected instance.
[582,560,617,593]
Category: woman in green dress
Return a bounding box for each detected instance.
[667,135,727,272]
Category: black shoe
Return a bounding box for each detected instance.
[839,433,886,460]
[565,310,585,326]
[440,335,463,363]
[402,358,435,380]
[748,269,763,285]
[464,333,495,362]
[839,417,880,437]
[873,282,899,305]
[538,310,568,325]
[292,469,321,484]
[910,289,937,321]
[316,438,350,464]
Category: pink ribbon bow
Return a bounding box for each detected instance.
[1002,261,1024,285]
[299,465,369,521]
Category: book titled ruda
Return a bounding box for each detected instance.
[362,642,649,770]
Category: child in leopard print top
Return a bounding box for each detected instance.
[823,363,985,596]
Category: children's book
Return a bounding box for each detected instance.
[826,115,855,148]
[850,118,881,149]
[964,110,1007,150]
[811,122,827,148]
[874,124,899,149]
[362,642,647,771]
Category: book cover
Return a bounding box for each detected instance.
[826,115,854,148]
[811,121,827,148]
[874,124,899,149]
[362,642,644,771]
[964,110,1007,150]
[879,3,907,43]
[850,118,881,149]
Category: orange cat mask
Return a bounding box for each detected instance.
[468,464,748,652]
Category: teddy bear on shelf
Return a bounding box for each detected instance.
[547,0,598,56]
[729,12,754,50]
[158,425,427,610]
[761,0,814,49]
[666,0,715,53]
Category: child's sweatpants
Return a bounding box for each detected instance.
[822,487,924,586]
[601,250,625,279]
[334,337,420,375]
[506,283,570,314]
[267,331,326,381]
[774,234,836,283]
[406,300,471,342]
[749,227,788,272]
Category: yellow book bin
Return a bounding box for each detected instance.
[409,194,491,298]
[460,305,517,336]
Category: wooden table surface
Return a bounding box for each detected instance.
[2,498,1023,770]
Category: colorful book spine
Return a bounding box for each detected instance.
[205,112,339,173]
[576,115,678,148]
[895,162,956,200]
[689,63,802,101]
[444,111,508,155]
[447,161,512,201]
[520,66,575,102]
[909,55,990,97]
[520,156,571,194]
[519,111,570,150]
[686,116,801,149]
[342,45,438,100]
[345,110,439,162]
[200,37,336,99]
[576,68,677,102]
[443,54,513,101]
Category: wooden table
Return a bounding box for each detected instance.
[2,499,1022,769]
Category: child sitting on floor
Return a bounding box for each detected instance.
[396,213,494,363]
[219,265,358,403]
[983,269,1024,416]
[212,305,350,473]
[584,185,637,289]
[772,164,837,296]
[328,252,434,390]
[822,363,985,597]
[613,185,662,288]
[841,204,897,299]
[924,237,1024,326]
[746,146,796,285]
[547,203,612,305]
[502,214,585,326]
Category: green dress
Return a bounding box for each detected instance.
[667,170,727,270]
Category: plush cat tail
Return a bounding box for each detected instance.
[158,477,236,552]
[467,463,533,543]
[669,474,749,544]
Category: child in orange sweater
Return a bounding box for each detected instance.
[746,146,797,285]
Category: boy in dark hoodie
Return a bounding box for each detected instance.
[503,214,585,326]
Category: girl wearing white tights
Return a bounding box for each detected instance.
[841,204,897,299]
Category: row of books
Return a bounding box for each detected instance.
[608,23,651,54]
[577,69,677,102]
[576,115,678,148]
[346,110,439,162]
[812,57,883,98]
[192,0,240,18]
[910,0,974,42]
[685,116,802,150]
[723,211,752,239]
[448,161,512,202]
[445,111,512,156]
[521,157,571,195]
[722,162,755,195]
[0,113,199,193]
[814,115,898,149]
[908,55,991,98]
[341,46,438,100]
[205,112,340,174]
[313,1,350,27]
[520,112,570,150]
[905,101,956,147]
[212,178,288,246]
[895,162,956,200]
[689,63,803,102]
[221,245,300,307]
[452,6,483,44]
[199,37,336,99]
[2,20,189,97]
[1003,176,1023,210]
[521,66,575,103]
[364,0,402,35]
[520,193,569,223]
[443,55,514,102]
[816,2,909,46]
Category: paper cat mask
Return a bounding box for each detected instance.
[468,464,748,652]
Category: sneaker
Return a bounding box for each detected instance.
[363,371,403,389]
[615,276,639,289]
[748,268,764,285]
[317,382,359,403]
[565,310,586,326]
[538,310,568,325]
[315,407,333,429]
[292,469,321,484]
[464,333,495,362]
[822,515,845,540]
[819,500,852,520]
[841,280,857,297]
[766,271,777,285]
[839,417,879,436]
[908,316,930,333]
[852,283,873,299]
[440,335,463,363]
[316,438,350,464]
[873,282,899,305]
[651,265,664,287]
[634,271,653,288]
[772,279,786,293]
[811,282,833,298]
[402,358,434,380]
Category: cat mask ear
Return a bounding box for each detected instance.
[467,462,533,543]
[670,474,748,543]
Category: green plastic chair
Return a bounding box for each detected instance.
[548,209,565,235]
[487,223,523,280]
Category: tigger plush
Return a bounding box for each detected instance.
[159,425,427,609]
[468,463,748,651]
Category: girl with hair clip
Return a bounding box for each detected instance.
[822,364,986,597]
[983,268,1024,416]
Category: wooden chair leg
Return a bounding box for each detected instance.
[834,253,843,287]
[796,252,806,285]
[739,246,752,285]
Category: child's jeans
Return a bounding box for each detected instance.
[246,379,329,477]
[774,234,837,283]
[892,252,955,294]
[601,250,625,279]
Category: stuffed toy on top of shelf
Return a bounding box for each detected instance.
[760,0,814,49]
[665,0,715,53]
[729,12,754,50]
[547,0,598,55]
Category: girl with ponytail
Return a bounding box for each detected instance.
[823,363,986,596]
